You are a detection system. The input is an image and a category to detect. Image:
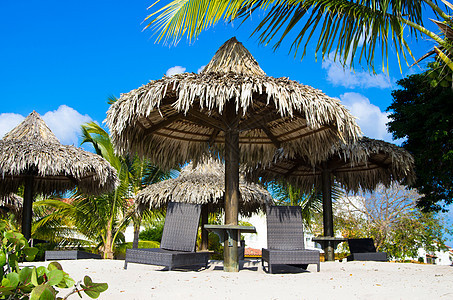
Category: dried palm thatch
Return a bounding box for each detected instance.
[107,37,361,270]
[0,111,118,196]
[247,137,415,193]
[0,111,118,239]
[247,137,414,261]
[0,193,23,208]
[136,157,273,217]
[106,37,361,168]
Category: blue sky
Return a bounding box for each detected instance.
[1,1,451,243]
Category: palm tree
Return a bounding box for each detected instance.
[80,122,175,255]
[145,0,453,73]
[128,157,175,248]
[79,122,132,258]
[269,181,343,230]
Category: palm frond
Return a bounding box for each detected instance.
[144,0,423,72]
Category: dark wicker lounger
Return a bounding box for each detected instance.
[347,238,387,262]
[124,202,209,271]
[262,205,320,273]
[45,250,101,261]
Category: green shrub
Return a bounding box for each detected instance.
[139,222,165,243]
[33,242,57,261]
[0,220,108,299]
[208,232,223,260]
[114,241,160,259]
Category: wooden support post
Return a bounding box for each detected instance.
[321,165,335,262]
[201,205,209,251]
[224,100,240,272]
[22,176,34,241]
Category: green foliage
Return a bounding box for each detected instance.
[32,243,57,262]
[207,232,223,260]
[0,221,108,299]
[380,211,450,260]
[79,121,174,258]
[335,185,451,260]
[114,241,160,260]
[145,0,426,72]
[139,221,165,243]
[269,181,343,230]
[387,65,453,211]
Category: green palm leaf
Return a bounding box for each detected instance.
[144,0,425,71]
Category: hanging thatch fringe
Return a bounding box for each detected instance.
[136,157,272,216]
[106,37,361,169]
[246,137,415,193]
[0,193,22,208]
[0,111,118,196]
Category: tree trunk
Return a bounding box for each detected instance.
[104,219,114,259]
[132,217,141,249]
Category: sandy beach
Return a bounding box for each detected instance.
[22,259,453,300]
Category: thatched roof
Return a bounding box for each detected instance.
[247,137,415,193]
[0,193,22,208]
[106,37,361,169]
[0,111,118,196]
[135,157,273,216]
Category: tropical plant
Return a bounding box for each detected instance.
[0,220,108,299]
[387,64,453,211]
[128,159,174,249]
[268,181,343,230]
[79,122,174,257]
[145,0,453,73]
[335,183,451,260]
[31,121,174,258]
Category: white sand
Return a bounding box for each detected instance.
[22,259,453,300]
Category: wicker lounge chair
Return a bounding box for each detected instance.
[262,206,320,273]
[124,202,209,271]
[347,238,387,262]
[45,250,101,261]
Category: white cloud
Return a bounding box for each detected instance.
[0,113,25,138]
[197,65,206,74]
[42,105,92,145]
[339,92,393,142]
[322,54,392,89]
[166,66,186,76]
[0,106,92,146]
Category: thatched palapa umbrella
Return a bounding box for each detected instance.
[106,37,361,272]
[247,137,415,261]
[0,193,23,209]
[135,157,273,250]
[0,111,118,239]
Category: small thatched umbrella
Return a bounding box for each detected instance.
[0,194,23,224]
[0,193,23,208]
[106,37,361,271]
[0,111,118,239]
[247,137,415,260]
[135,157,273,250]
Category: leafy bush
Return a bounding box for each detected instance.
[114,241,160,260]
[139,222,165,243]
[0,220,108,299]
[33,242,57,262]
[207,232,223,260]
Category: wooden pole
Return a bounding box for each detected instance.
[224,100,240,272]
[22,176,34,241]
[321,164,335,261]
[201,205,209,251]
